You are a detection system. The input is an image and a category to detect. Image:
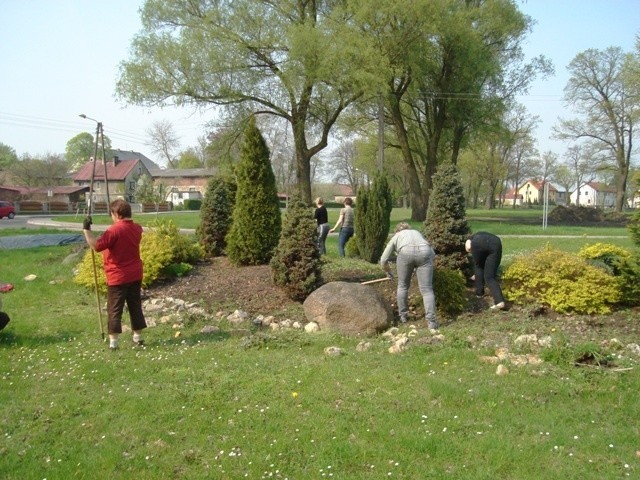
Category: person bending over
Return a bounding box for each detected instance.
[380,222,438,330]
[465,231,505,311]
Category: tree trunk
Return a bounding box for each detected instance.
[389,92,425,221]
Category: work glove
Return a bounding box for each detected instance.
[83,215,92,231]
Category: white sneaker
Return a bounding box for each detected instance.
[490,302,505,311]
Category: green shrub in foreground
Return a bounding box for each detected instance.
[433,268,468,317]
[270,196,322,301]
[503,247,620,314]
[74,229,173,292]
[74,219,201,292]
[578,242,640,306]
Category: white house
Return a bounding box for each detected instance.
[570,182,616,208]
[517,179,567,205]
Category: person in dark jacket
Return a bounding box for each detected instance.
[465,232,505,311]
[313,197,330,255]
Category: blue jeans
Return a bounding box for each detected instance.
[396,245,436,325]
[317,223,330,255]
[338,227,354,257]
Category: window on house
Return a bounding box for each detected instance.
[95,182,101,191]
[189,187,196,192]
[129,181,135,190]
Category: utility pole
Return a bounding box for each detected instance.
[377,95,384,172]
[79,114,111,209]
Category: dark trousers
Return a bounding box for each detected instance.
[106,280,147,334]
[471,233,505,305]
[317,223,330,255]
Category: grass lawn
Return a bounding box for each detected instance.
[1,209,639,478]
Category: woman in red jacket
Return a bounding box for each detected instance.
[83,198,147,349]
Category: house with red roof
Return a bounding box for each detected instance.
[72,155,152,204]
[517,179,567,205]
[570,182,616,208]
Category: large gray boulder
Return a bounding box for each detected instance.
[303,281,393,336]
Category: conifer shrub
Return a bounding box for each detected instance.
[197,176,235,257]
[578,242,640,306]
[226,116,282,265]
[423,163,471,273]
[345,236,360,258]
[270,195,322,301]
[354,173,393,263]
[433,268,468,317]
[503,246,621,314]
[628,208,640,246]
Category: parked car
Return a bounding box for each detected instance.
[0,201,16,219]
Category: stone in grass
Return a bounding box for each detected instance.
[303,281,392,336]
[496,364,509,376]
[324,346,343,356]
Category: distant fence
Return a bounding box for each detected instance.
[13,201,172,215]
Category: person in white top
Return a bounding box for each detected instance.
[380,222,437,329]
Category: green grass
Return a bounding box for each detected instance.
[2,209,639,478]
[54,207,631,236]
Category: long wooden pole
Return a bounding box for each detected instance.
[88,124,105,340]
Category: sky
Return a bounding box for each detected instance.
[0,0,638,168]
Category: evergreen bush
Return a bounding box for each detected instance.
[503,246,620,314]
[433,268,468,317]
[354,173,393,263]
[578,242,640,306]
[226,116,282,265]
[183,199,202,210]
[270,195,322,301]
[423,163,471,273]
[628,208,640,245]
[197,176,235,257]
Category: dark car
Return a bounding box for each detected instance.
[0,201,16,219]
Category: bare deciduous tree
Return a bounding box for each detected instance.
[147,120,180,168]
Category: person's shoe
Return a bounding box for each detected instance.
[399,316,408,324]
[109,342,119,351]
[133,337,144,346]
[490,302,505,311]
[428,321,439,333]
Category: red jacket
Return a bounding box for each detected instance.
[95,219,143,286]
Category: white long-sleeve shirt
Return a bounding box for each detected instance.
[379,229,430,265]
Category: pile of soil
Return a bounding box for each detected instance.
[146,257,399,322]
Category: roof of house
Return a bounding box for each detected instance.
[586,181,616,193]
[520,179,558,192]
[152,168,217,178]
[0,185,88,195]
[502,187,522,199]
[110,149,161,172]
[72,158,146,182]
[334,184,355,196]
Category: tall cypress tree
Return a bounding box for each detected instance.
[197,176,235,257]
[355,173,393,263]
[226,116,282,265]
[423,163,471,272]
